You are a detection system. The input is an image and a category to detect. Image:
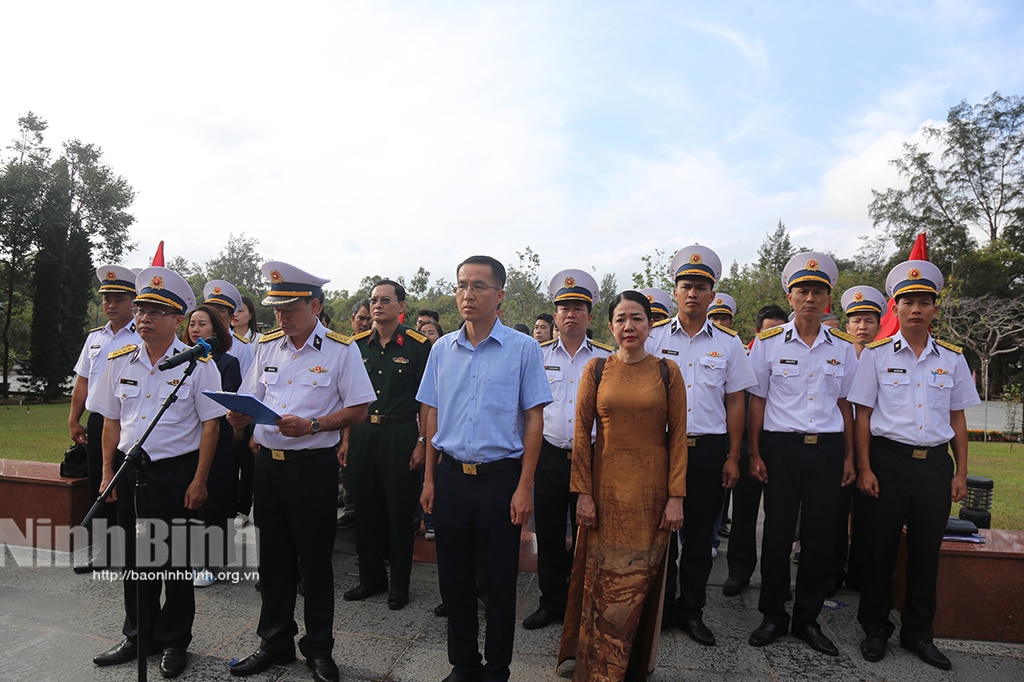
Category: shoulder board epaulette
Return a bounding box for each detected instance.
[353,330,373,342]
[233,332,250,344]
[88,325,104,333]
[326,330,353,344]
[712,321,738,337]
[756,326,784,341]
[828,328,855,343]
[936,339,963,354]
[259,329,285,343]
[107,343,138,360]
[865,337,892,349]
[652,317,672,328]
[198,355,212,362]
[539,338,557,347]
[405,328,428,344]
[591,339,615,352]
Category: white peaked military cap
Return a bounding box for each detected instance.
[841,285,886,316]
[886,260,943,299]
[204,279,242,312]
[96,265,137,296]
[707,293,737,317]
[260,261,330,307]
[548,269,599,305]
[640,288,673,318]
[133,267,195,315]
[781,251,838,292]
[670,244,722,283]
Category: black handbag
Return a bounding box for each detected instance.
[59,442,89,478]
[944,517,979,536]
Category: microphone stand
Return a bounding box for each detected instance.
[83,352,203,682]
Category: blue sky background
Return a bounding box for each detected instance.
[3,1,1023,296]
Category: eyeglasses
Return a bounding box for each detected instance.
[368,297,395,306]
[454,282,501,295]
[132,306,178,319]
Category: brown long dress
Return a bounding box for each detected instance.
[557,354,688,682]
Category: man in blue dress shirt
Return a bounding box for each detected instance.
[418,255,552,682]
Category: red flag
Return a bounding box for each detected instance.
[876,232,928,339]
[151,241,165,267]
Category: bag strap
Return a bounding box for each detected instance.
[594,356,670,395]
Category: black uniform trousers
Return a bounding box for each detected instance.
[253,446,338,658]
[196,416,236,568]
[86,412,118,527]
[533,439,577,615]
[434,456,522,682]
[234,424,255,516]
[115,450,199,649]
[759,431,843,628]
[674,437,728,620]
[725,446,765,583]
[348,420,421,594]
[857,437,952,642]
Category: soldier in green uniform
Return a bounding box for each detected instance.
[342,279,432,610]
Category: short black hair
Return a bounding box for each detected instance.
[372,279,406,302]
[755,304,788,331]
[457,255,506,288]
[351,299,370,316]
[608,290,652,323]
[535,312,554,326]
[416,309,440,322]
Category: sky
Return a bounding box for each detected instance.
[3,0,1023,296]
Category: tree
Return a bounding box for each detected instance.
[63,140,135,263]
[631,248,674,291]
[502,247,547,327]
[757,220,798,273]
[866,92,1024,276]
[0,114,49,396]
[205,232,264,295]
[937,295,1024,439]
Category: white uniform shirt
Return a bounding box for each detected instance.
[73,322,143,413]
[847,332,980,447]
[748,322,859,434]
[226,334,255,378]
[541,337,612,449]
[243,320,375,451]
[91,339,226,461]
[646,318,757,435]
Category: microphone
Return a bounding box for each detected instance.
[158,337,219,371]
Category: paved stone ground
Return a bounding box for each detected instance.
[2,524,1023,682]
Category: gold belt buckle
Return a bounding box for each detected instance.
[461,462,478,475]
[687,437,697,447]
[271,449,286,461]
[803,435,818,445]
[912,448,928,459]
[369,415,383,424]
[566,452,572,460]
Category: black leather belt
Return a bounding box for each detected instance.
[440,452,521,476]
[260,446,334,461]
[873,436,947,460]
[687,434,728,448]
[542,438,573,460]
[766,431,841,445]
[366,413,417,425]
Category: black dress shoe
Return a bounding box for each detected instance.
[307,655,340,682]
[792,622,839,656]
[388,591,409,610]
[900,638,952,670]
[159,647,187,679]
[93,638,138,666]
[343,583,388,601]
[522,607,561,630]
[681,618,716,646]
[722,577,747,597]
[229,646,297,676]
[433,602,448,617]
[441,670,483,682]
[748,621,786,647]
[860,636,887,662]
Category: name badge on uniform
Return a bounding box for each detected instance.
[264,366,278,373]
[886,368,907,374]
[119,378,138,386]
[780,359,798,365]
[90,344,101,350]
[661,349,679,356]
[544,365,560,371]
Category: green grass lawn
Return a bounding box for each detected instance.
[3,402,1023,529]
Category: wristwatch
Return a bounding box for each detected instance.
[310,418,322,434]
[417,436,426,445]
